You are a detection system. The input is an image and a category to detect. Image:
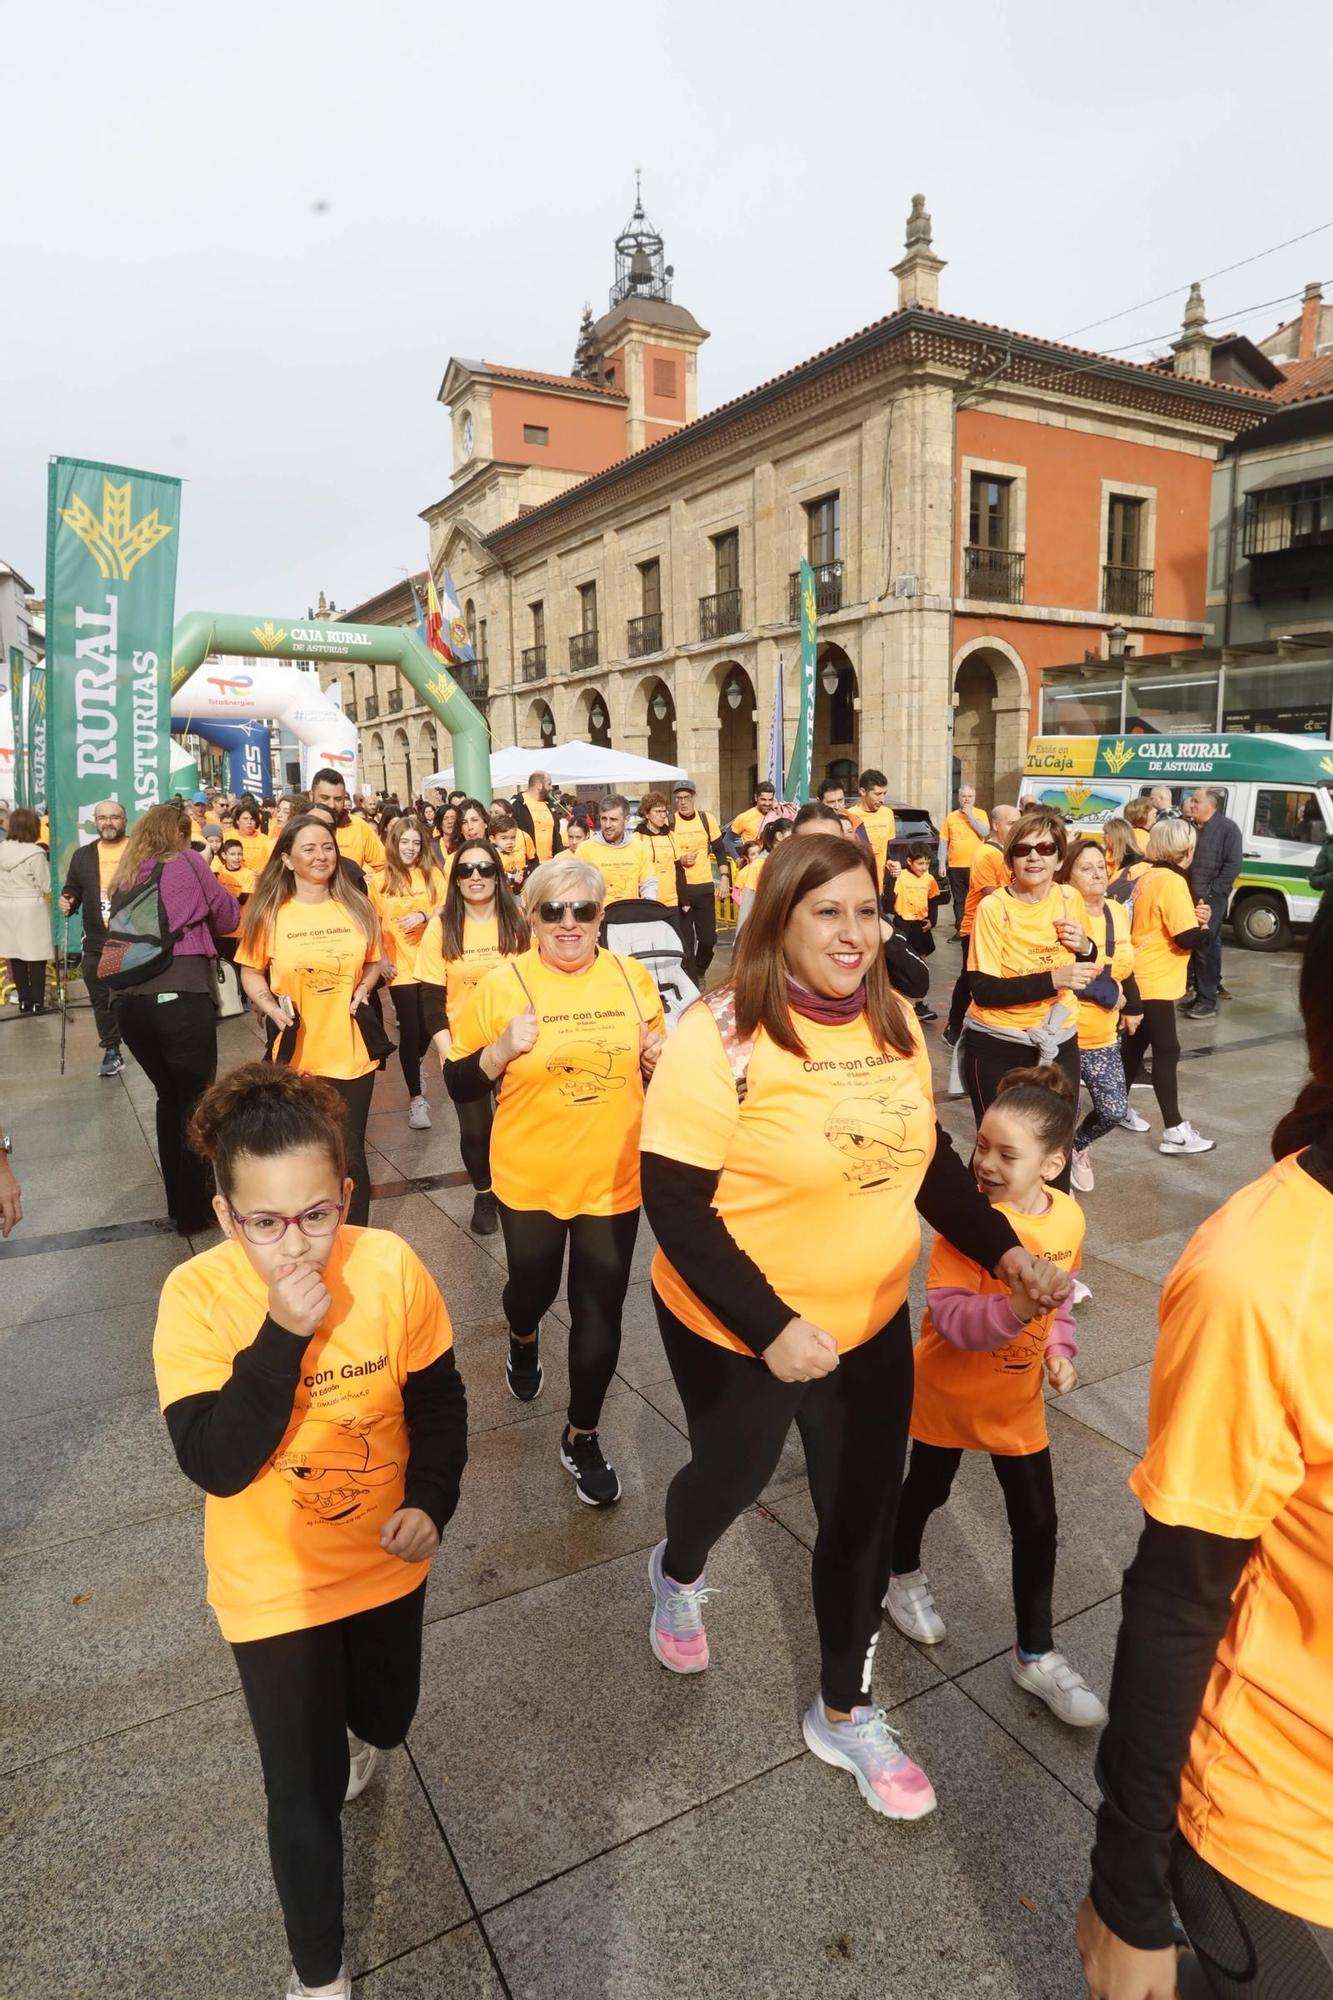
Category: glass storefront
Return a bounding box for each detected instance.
[1039,649,1333,738]
[1126,668,1220,734]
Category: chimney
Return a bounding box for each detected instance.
[1171,281,1213,382]
[1298,280,1324,361]
[892,193,946,311]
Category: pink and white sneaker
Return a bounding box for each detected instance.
[801,1698,937,1820]
[649,1540,714,1674]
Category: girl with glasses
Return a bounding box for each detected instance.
[153,1063,467,2000]
[418,840,530,1236]
[445,857,666,1504]
[368,815,446,1134]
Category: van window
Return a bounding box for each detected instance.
[1254,788,1325,845]
[1136,785,1227,815]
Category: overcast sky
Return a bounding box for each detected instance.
[6,0,1329,616]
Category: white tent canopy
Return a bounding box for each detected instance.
[423,740,687,791]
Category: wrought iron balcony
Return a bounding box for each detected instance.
[1102,565,1154,617]
[628,611,663,657]
[363,696,379,720]
[788,560,843,620]
[521,645,547,682]
[569,629,599,671]
[460,656,489,697]
[387,686,404,712]
[698,588,743,642]
[964,546,1025,604]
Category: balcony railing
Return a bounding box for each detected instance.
[788,560,844,620]
[628,610,663,657]
[344,700,357,721]
[1242,494,1333,559]
[1102,565,1155,617]
[521,644,547,682]
[363,695,379,720]
[569,629,599,671]
[964,546,1025,603]
[698,588,743,642]
[387,686,404,712]
[459,656,489,697]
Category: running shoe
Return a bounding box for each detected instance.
[1117,1109,1150,1133]
[1009,1649,1108,1728]
[560,1425,622,1506]
[914,1004,939,1023]
[286,1966,351,1998]
[505,1326,543,1403]
[1069,1145,1094,1193]
[801,1699,937,1820]
[470,1189,499,1236]
[648,1540,713,1673]
[941,1024,961,1048]
[1070,1277,1092,1305]
[407,1095,432,1130]
[1160,1122,1215,1155]
[98,1047,124,1079]
[883,1569,946,1645]
[344,1732,379,1802]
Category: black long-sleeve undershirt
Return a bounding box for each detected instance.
[1170,925,1209,954]
[401,1347,468,1534]
[968,968,1058,1009]
[444,1046,492,1103]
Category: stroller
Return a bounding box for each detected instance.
[600,899,700,1029]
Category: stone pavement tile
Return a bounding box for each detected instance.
[366,1105,468,1180]
[1096,1223,1208,1288]
[413,1508,942,1911]
[0,1508,234,1771]
[12,1097,153,1164]
[769,1408,1140,1677]
[482,1680,1092,1999]
[8,1166,171,1235]
[368,1192,506,1322]
[1059,1363,1151,1458]
[1055,1257,1163,1385]
[0,1389,195,1558]
[0,1232,189,1330]
[633,1372,811,1503]
[4,1692,469,2000]
[957,1596,1122,1812]
[424,1386,688,1622]
[452,1316,573,1434]
[0,1298,160,1419]
[359,1923,505,1997]
[426,1178,509,1274]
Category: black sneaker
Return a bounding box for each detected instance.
[99,1047,125,1079]
[941,1023,961,1048]
[560,1426,622,1507]
[914,1005,938,1023]
[470,1190,499,1236]
[505,1327,544,1403]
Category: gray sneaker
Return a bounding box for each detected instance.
[407,1095,432,1130]
[98,1047,124,1078]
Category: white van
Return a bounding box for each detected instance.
[1020,733,1333,951]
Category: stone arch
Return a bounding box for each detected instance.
[366,729,387,795]
[812,642,859,798]
[710,660,758,823]
[522,697,557,754]
[951,636,1029,807]
[572,683,612,748]
[390,724,413,802]
[416,717,441,784]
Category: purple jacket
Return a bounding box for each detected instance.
[131,848,239,958]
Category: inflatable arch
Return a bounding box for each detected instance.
[170,718,273,800]
[171,661,355,790]
[171,611,490,800]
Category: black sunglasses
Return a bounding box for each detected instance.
[1010,839,1060,859]
[456,859,498,879]
[538,900,600,924]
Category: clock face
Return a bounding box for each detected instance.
[462,412,474,456]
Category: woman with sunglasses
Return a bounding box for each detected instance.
[963,810,1100,1193]
[445,857,666,1505]
[418,840,529,1236]
[154,1063,467,2000]
[369,815,446,1134]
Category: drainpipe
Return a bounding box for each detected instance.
[1222,449,1240,650]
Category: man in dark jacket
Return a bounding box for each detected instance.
[1184,788,1242,1019]
[510,770,565,862]
[58,799,129,1077]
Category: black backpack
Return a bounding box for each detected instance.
[97,862,185,989]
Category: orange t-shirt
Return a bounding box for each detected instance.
[943,808,990,870]
[1130,866,1198,1002]
[1077,898,1134,1052]
[525,797,556,862]
[416,911,512,1035]
[369,866,439,985]
[672,811,721,887]
[962,841,1008,936]
[236,897,380,1080]
[212,863,256,939]
[848,804,897,885]
[152,1227,454,1643]
[642,1000,937,1355]
[1131,1155,1333,1926]
[967,883,1090,1034]
[447,946,664,1219]
[335,816,386,872]
[576,837,655,907]
[893,870,939,923]
[636,829,681,907]
[911,1189,1084,1455]
[234,831,272,874]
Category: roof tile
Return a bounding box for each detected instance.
[1269,353,1333,404]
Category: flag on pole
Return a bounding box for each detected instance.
[26,659,48,812]
[784,559,817,801]
[424,571,476,668]
[765,651,786,794]
[7,647,23,806]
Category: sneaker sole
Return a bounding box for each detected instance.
[505,1359,544,1403]
[1009,1663,1107,1728]
[801,1716,937,1820]
[883,1598,946,1646]
[560,1447,622,1506]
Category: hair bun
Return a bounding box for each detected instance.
[996,1062,1076,1105]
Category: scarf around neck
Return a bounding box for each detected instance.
[785,974,865,1026]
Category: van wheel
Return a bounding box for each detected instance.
[1232,893,1291,952]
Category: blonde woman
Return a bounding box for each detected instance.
[1122,818,1214,1157]
[369,815,446,1133]
[236,815,383,1223]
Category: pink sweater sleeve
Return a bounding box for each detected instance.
[927,1286,1027,1352]
[1043,1297,1078,1362]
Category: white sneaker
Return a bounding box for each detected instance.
[344,1732,379,1802]
[1071,1277,1092,1306]
[883,1569,947,1644]
[407,1095,432,1130]
[1160,1121,1214,1155]
[1118,1109,1150,1133]
[1010,1648,1108,1728]
[287,1966,351,1998]
[1069,1146,1094,1193]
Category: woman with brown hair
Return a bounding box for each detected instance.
[368,814,446,1133]
[109,803,241,1234]
[635,793,681,912]
[640,834,1071,1820]
[0,806,51,1015]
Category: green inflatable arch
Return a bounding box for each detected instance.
[171,609,491,799]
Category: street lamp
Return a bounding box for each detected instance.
[540,711,555,741]
[725,678,743,710]
[1107,624,1128,660]
[591,703,607,731]
[651,692,668,721]
[821,661,840,695]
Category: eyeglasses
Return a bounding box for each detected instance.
[456,860,498,879]
[226,1199,345,1246]
[538,900,601,924]
[1010,839,1060,859]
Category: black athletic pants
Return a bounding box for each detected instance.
[8,958,48,1010]
[892,1440,1057,1655]
[961,1024,1080,1193]
[498,1203,639,1430]
[231,1582,427,1990]
[1172,1836,1333,1998]
[656,1294,914,1713]
[1122,998,1183,1129]
[678,883,717,982]
[455,1093,495,1191]
[390,983,425,1098]
[947,867,971,933]
[114,989,218,1232]
[325,1071,375,1226]
[80,953,121,1047]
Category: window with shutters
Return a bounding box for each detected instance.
[523,424,549,447]
[652,357,677,399]
[531,601,545,648]
[578,582,598,633]
[639,559,661,616]
[713,531,740,595]
[806,494,841,566]
[969,475,1012,550]
[1106,495,1145,570]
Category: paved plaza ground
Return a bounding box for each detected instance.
[0,941,1309,1999]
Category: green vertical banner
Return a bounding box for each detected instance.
[26,661,48,812]
[784,557,817,801]
[7,647,24,806]
[46,457,181,951]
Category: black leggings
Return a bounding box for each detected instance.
[115,989,219,1232]
[1121,998,1183,1129]
[8,958,48,1009]
[891,1440,1057,1656]
[678,884,718,981]
[455,1092,495,1190]
[389,982,425,1098]
[325,1071,375,1225]
[1172,1835,1333,1998]
[231,1582,427,1989]
[498,1203,640,1430]
[656,1294,914,1713]
[962,1024,1080,1194]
